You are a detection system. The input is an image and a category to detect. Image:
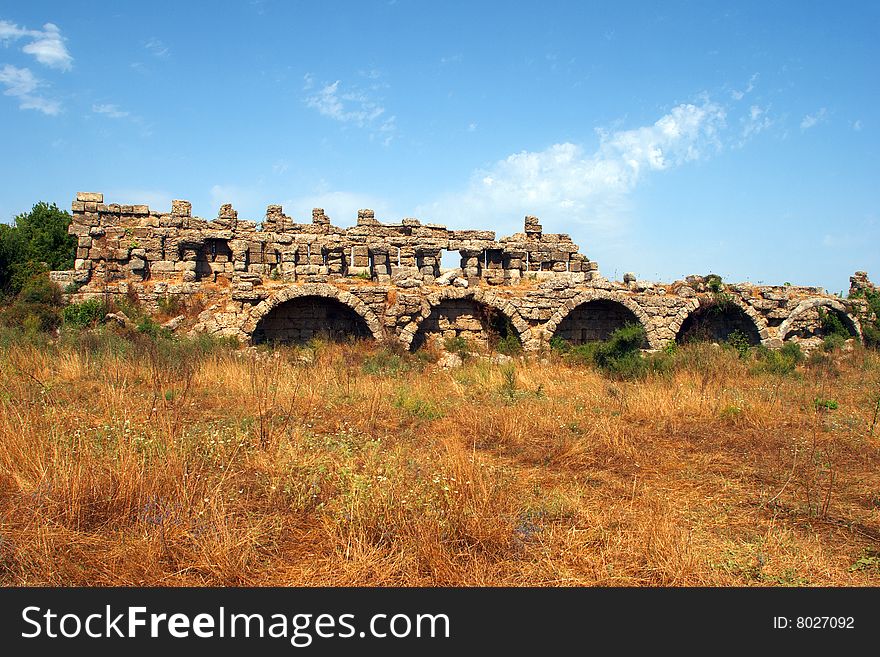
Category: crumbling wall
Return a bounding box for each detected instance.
[54,193,869,352]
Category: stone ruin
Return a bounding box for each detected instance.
[50,192,875,353]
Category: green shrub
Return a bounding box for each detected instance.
[549,335,570,353]
[817,308,850,338]
[822,333,846,352]
[62,299,107,327]
[726,329,751,359]
[136,316,171,339]
[706,274,723,293]
[593,324,647,370]
[751,342,802,376]
[0,201,75,298]
[560,324,649,380]
[444,335,471,359]
[495,333,522,356]
[0,273,63,333]
[361,348,418,376]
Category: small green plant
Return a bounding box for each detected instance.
[499,363,518,402]
[706,274,723,293]
[361,348,412,376]
[444,335,471,360]
[726,329,751,359]
[548,335,571,353]
[393,389,443,420]
[157,294,183,316]
[849,550,880,573]
[813,397,838,411]
[136,316,172,339]
[495,333,522,356]
[822,333,846,352]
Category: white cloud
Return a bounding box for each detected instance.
[0,64,60,115]
[92,103,129,119]
[800,108,827,130]
[739,104,773,143]
[852,119,863,131]
[304,75,397,144]
[305,79,385,126]
[0,20,72,70]
[144,38,169,58]
[417,100,726,237]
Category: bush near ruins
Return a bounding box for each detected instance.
[0,202,75,299]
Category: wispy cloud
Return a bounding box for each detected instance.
[144,37,169,58]
[0,20,72,70]
[800,108,827,130]
[440,53,463,65]
[852,119,862,131]
[304,74,397,145]
[91,102,153,136]
[738,104,773,144]
[418,99,726,236]
[0,64,60,114]
[730,73,758,101]
[92,103,129,119]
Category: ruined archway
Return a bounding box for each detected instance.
[252,295,371,345]
[777,298,862,342]
[675,299,763,345]
[551,298,649,347]
[544,291,655,348]
[402,289,533,352]
[409,297,519,352]
[243,283,384,345]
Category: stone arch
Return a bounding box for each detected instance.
[777,298,862,342]
[543,291,656,348]
[673,295,769,345]
[400,287,535,351]
[243,283,384,344]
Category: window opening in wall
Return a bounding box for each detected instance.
[439,249,459,271]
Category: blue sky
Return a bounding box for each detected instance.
[1,1,877,293]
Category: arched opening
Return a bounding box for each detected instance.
[553,299,648,346]
[676,301,761,345]
[783,305,859,340]
[252,295,371,345]
[411,298,521,352]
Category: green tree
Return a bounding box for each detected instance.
[0,201,75,298]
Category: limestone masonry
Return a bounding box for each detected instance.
[51,192,875,352]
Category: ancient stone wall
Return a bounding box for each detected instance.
[52,193,873,352]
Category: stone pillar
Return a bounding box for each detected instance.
[416,248,441,282]
[524,215,542,237]
[460,249,482,284]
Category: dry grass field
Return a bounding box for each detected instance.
[1,328,879,586]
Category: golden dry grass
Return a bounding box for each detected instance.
[1,331,879,586]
